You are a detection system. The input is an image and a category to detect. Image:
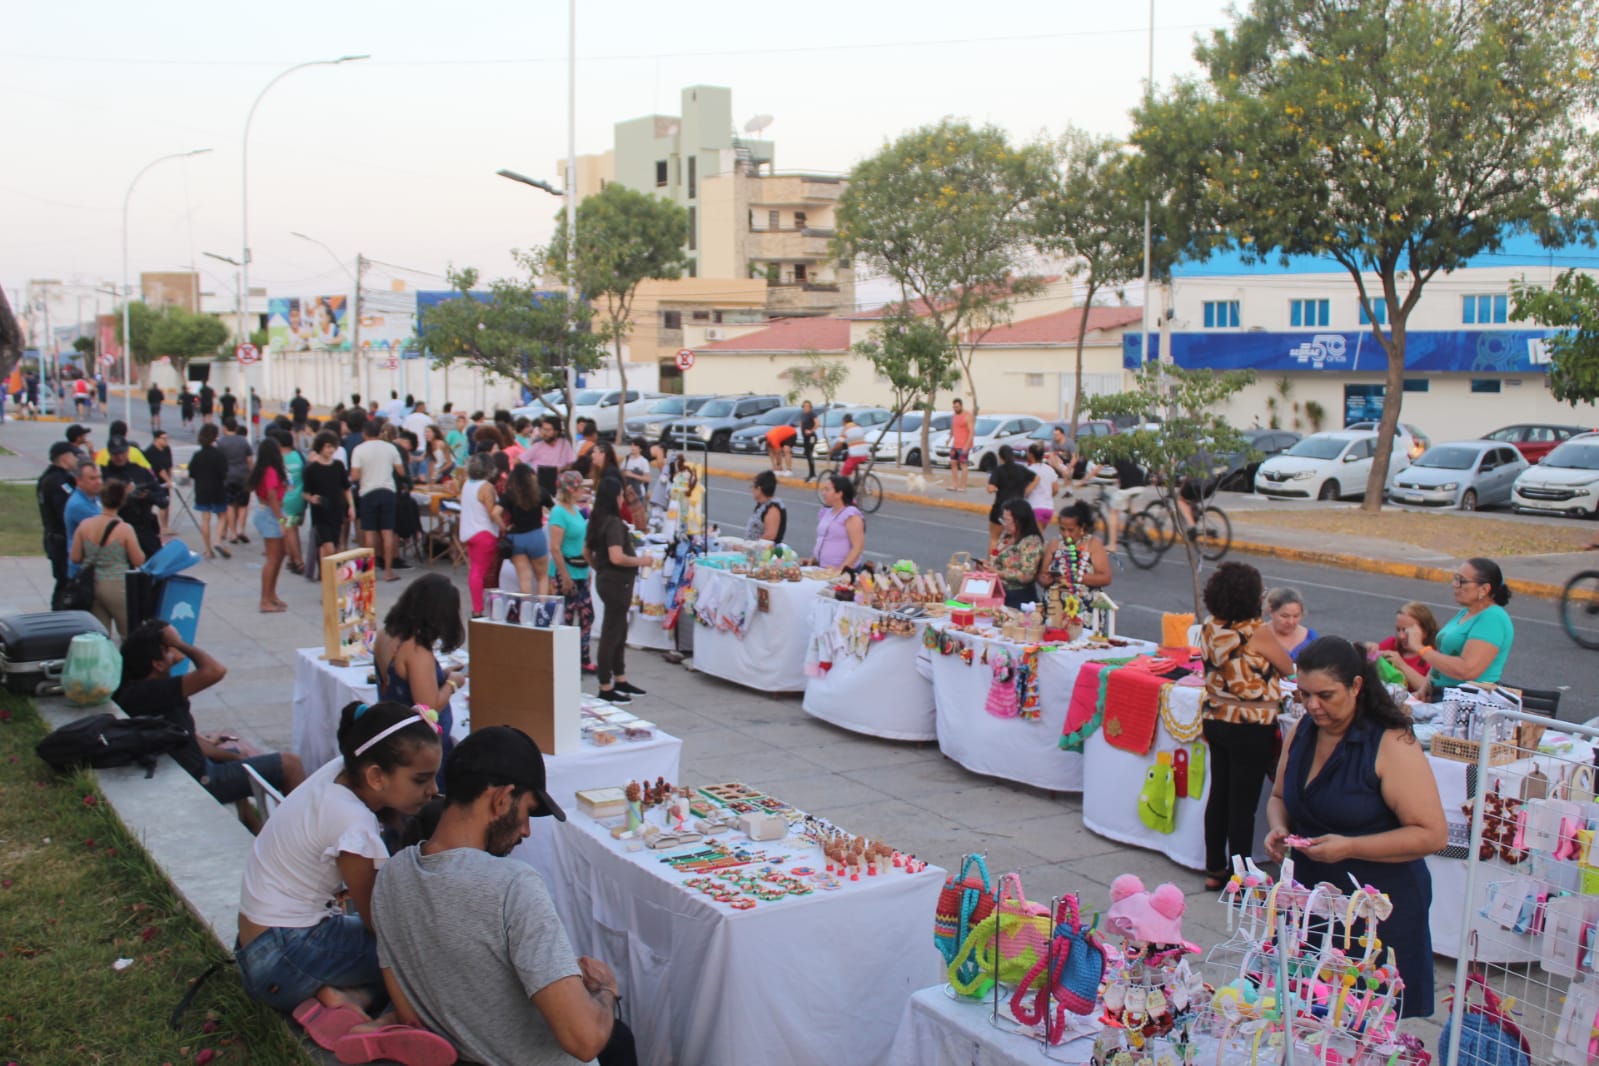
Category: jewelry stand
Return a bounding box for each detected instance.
[320,547,376,666]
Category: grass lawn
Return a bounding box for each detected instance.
[0,444,14,456]
[0,482,42,556]
[0,692,314,1065]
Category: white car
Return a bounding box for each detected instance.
[1255,430,1409,501]
[929,413,1045,472]
[871,411,953,466]
[1343,420,1430,462]
[1511,434,1599,518]
[511,388,658,438]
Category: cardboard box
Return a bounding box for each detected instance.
[467,619,581,755]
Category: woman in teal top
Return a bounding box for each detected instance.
[274,428,308,578]
[1418,556,1515,692]
[548,470,595,672]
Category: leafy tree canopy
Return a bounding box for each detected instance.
[781,352,850,406]
[1513,271,1599,407]
[851,312,962,463]
[116,303,227,376]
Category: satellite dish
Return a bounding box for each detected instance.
[744,114,774,135]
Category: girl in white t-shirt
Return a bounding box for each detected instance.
[235,700,441,1027]
[1025,443,1060,527]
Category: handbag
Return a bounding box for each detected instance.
[1010,894,1107,1041]
[1438,972,1531,1066]
[934,853,996,980]
[61,520,121,613]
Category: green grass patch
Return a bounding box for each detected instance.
[0,482,42,556]
[0,444,15,456]
[0,692,314,1065]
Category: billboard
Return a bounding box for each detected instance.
[267,295,351,353]
[1124,329,1558,375]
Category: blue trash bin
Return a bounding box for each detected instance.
[156,575,206,677]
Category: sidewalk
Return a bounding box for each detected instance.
[700,451,1594,600]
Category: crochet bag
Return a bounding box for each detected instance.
[984,649,1020,719]
[1438,973,1530,1066]
[1010,894,1108,1041]
[947,874,1052,997]
[934,854,996,980]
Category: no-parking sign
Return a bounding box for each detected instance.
[235,343,260,365]
[675,348,696,371]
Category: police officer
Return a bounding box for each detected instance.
[36,441,80,608]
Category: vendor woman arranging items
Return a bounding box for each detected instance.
[1199,561,1296,893]
[988,498,1044,609]
[804,473,865,571]
[1417,556,1515,695]
[1265,636,1446,1018]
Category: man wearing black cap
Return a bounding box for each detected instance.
[37,442,81,608]
[371,726,635,1066]
[102,437,165,558]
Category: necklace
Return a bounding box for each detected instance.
[1052,538,1090,595]
[1159,685,1203,742]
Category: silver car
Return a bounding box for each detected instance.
[1385,441,1527,510]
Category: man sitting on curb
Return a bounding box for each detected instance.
[370,726,637,1066]
[114,620,305,831]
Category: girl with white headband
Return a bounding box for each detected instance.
[234,700,443,1049]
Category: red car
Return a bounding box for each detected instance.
[1484,423,1597,463]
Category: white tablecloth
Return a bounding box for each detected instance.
[690,569,829,693]
[883,986,1101,1066]
[929,627,1157,792]
[802,599,937,741]
[532,808,945,1066]
[590,562,676,652]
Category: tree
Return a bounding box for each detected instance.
[1133,0,1599,511]
[1085,363,1256,615]
[114,302,163,366]
[419,255,606,421]
[835,118,1050,418]
[72,336,94,355]
[1033,128,1153,434]
[148,308,228,380]
[0,287,21,383]
[548,183,689,436]
[780,352,850,406]
[1513,271,1599,407]
[851,308,962,469]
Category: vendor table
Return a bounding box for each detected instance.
[588,557,676,652]
[690,568,829,693]
[801,598,937,741]
[884,986,1101,1066]
[534,805,945,1066]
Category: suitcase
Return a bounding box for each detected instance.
[0,611,109,695]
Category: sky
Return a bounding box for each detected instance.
[2,0,1234,312]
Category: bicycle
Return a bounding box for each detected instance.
[814,461,884,515]
[1562,568,1599,649]
[1121,487,1232,571]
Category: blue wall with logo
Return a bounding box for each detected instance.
[1122,329,1556,374]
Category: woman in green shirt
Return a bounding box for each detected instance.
[1417,555,1515,693]
[548,470,595,673]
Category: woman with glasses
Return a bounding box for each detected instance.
[1416,557,1515,696]
[1264,636,1446,1018]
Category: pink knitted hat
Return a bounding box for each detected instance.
[1104,874,1198,952]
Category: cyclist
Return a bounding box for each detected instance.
[1105,456,1147,553]
[835,413,871,480]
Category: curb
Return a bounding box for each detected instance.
[704,461,1573,602]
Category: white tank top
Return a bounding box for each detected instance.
[459,479,497,542]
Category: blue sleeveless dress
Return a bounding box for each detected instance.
[379,658,454,786]
[1283,715,1435,1018]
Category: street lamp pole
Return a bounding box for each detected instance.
[242,55,368,408]
[566,0,578,416]
[124,148,212,424]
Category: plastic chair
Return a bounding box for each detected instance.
[242,763,285,826]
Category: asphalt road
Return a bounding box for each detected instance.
[702,474,1599,724]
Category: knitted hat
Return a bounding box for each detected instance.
[1105,874,1196,951]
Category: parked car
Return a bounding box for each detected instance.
[1202,429,1302,494]
[728,405,816,455]
[511,387,658,438]
[1255,430,1407,501]
[930,413,1045,472]
[1485,423,1596,464]
[1026,419,1117,452]
[1511,433,1599,518]
[870,410,953,465]
[1386,441,1528,510]
[663,394,783,451]
[817,406,894,460]
[1343,420,1430,461]
[621,394,713,444]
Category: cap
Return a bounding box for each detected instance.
[65,423,89,442]
[106,437,130,455]
[443,726,566,821]
[49,441,77,460]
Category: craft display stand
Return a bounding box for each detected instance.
[467,618,581,755]
[320,548,376,667]
[1447,708,1599,1066]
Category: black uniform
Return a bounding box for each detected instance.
[101,462,165,559]
[179,390,196,424]
[198,385,215,417]
[289,394,311,428]
[36,464,76,608]
[219,392,238,421]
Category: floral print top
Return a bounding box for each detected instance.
[991,533,1044,591]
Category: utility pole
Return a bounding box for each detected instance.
[353,254,364,405]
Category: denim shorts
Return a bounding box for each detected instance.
[235,913,382,1013]
[252,508,284,540]
[508,528,549,560]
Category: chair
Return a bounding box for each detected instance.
[242,763,286,827]
[1505,683,1562,719]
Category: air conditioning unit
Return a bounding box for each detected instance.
[704,327,725,341]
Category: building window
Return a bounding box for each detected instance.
[1402,379,1428,393]
[793,263,807,283]
[662,311,682,331]
[687,156,696,199]
[768,209,780,231]
[795,210,807,230]
[1462,294,1508,324]
[692,310,710,321]
[1358,299,1388,326]
[1202,300,1240,329]
[1289,298,1329,328]
[713,310,724,324]
[687,207,696,251]
[655,161,667,188]
[1470,378,1502,394]
[1025,373,1045,387]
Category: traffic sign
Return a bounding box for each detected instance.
[675,348,696,371]
[385,356,399,371]
[98,353,115,367]
[236,343,260,365]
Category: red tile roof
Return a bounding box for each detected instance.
[846,275,1063,320]
[698,317,850,353]
[970,305,1144,345]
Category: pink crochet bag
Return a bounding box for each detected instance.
[984,649,1020,719]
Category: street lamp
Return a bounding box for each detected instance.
[241,54,369,405]
[123,148,212,423]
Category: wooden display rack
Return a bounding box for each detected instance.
[320,548,378,666]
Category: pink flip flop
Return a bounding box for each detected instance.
[334,1025,457,1066]
[291,998,367,1051]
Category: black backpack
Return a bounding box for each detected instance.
[35,713,191,778]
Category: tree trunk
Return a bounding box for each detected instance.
[919,398,934,475]
[1360,312,1407,512]
[1069,282,1099,435]
[612,325,627,443]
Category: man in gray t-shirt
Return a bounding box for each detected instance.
[215,418,254,545]
[372,727,632,1066]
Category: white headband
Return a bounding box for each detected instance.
[355,714,430,757]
